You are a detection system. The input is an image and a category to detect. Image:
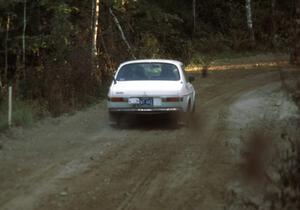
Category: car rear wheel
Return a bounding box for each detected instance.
[192,101,196,113]
[179,100,195,126]
[109,112,121,127]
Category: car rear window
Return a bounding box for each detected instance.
[116,63,180,81]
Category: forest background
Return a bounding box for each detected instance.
[0,0,299,128]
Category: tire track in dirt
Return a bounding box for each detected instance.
[0,69,281,210]
[38,70,280,210]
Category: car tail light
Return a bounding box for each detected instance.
[163,97,183,102]
[109,97,128,102]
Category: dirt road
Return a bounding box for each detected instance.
[0,69,281,210]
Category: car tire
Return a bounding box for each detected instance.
[109,112,121,127]
[177,100,191,127]
[192,101,196,113]
[182,100,195,127]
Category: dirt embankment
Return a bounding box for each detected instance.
[226,69,300,210]
[1,66,298,210]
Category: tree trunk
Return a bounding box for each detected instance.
[109,8,136,59]
[23,0,27,73]
[193,0,196,33]
[91,0,95,31]
[0,71,2,95]
[245,0,255,46]
[5,14,10,84]
[0,75,2,95]
[290,0,300,64]
[271,0,276,48]
[91,0,102,83]
[92,0,100,57]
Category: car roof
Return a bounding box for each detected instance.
[119,59,183,67]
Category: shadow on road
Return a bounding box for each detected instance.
[110,111,204,131]
[111,115,182,130]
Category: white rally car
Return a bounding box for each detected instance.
[107,59,196,125]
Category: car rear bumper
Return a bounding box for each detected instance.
[108,107,182,114]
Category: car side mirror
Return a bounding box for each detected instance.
[188,75,195,83]
[112,76,117,84]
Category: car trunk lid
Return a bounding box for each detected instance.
[111,81,182,97]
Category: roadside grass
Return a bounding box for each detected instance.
[186,51,289,72]
[0,52,292,133]
[190,51,261,64]
[279,66,300,108]
[0,81,111,132]
[74,80,111,114]
[0,100,44,131]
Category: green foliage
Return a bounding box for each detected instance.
[0,99,38,131]
[12,100,34,127]
[123,0,187,59]
[0,0,296,120]
[138,33,160,58]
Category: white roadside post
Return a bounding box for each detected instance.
[8,85,12,128]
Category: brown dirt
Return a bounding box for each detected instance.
[0,68,281,210]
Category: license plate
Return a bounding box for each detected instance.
[139,97,153,106]
[128,98,140,105]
